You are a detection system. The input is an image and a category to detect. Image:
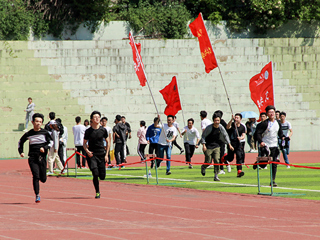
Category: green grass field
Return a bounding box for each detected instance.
[58,163,320,200]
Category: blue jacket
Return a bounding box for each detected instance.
[146,124,161,144]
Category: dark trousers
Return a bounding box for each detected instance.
[115,142,125,165]
[28,153,47,196]
[58,141,64,166]
[264,147,280,181]
[172,139,182,151]
[226,141,245,171]
[87,154,106,193]
[75,146,86,167]
[219,143,225,170]
[184,142,195,163]
[148,143,158,167]
[138,143,147,160]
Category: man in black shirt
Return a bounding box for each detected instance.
[18,113,53,203]
[214,110,228,174]
[83,111,110,199]
[225,113,246,177]
[113,115,128,167]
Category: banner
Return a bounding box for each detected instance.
[249,62,274,114]
[189,13,218,73]
[159,76,182,116]
[129,32,147,87]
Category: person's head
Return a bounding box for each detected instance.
[249,117,256,122]
[167,115,174,126]
[56,118,61,124]
[121,116,126,123]
[214,110,223,118]
[187,118,194,129]
[234,113,242,123]
[265,105,276,120]
[173,116,177,122]
[32,113,44,130]
[115,114,122,124]
[280,111,286,121]
[75,116,81,124]
[276,110,281,119]
[212,114,221,127]
[90,111,101,125]
[84,119,89,126]
[101,117,108,127]
[153,117,159,123]
[140,120,146,128]
[260,112,267,121]
[200,111,207,120]
[28,97,32,103]
[49,112,55,120]
[49,120,59,131]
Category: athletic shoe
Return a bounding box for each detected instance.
[237,170,245,178]
[62,169,67,174]
[166,171,171,175]
[95,193,100,199]
[35,195,41,203]
[23,129,28,132]
[270,182,278,187]
[214,176,220,181]
[218,170,225,175]
[46,171,54,176]
[188,164,193,169]
[82,166,87,169]
[221,153,227,163]
[150,161,154,169]
[121,166,125,169]
[286,165,290,169]
[201,166,206,176]
[207,165,213,168]
[180,149,184,155]
[226,162,231,173]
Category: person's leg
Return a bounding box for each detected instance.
[89,155,101,196]
[137,143,146,161]
[75,146,81,168]
[201,148,214,176]
[184,142,191,163]
[114,143,121,165]
[247,134,252,150]
[281,148,289,165]
[120,143,126,164]
[219,143,225,171]
[79,146,86,167]
[39,154,47,184]
[157,144,165,168]
[235,142,245,171]
[97,155,106,180]
[25,118,29,129]
[189,144,195,161]
[47,148,55,173]
[270,147,280,183]
[212,147,220,176]
[58,142,64,166]
[28,156,40,196]
[165,145,172,173]
[54,151,64,171]
[172,139,182,151]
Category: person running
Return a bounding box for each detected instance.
[83,111,110,199]
[18,113,53,203]
[73,116,87,168]
[137,121,147,161]
[157,115,177,175]
[279,111,293,168]
[172,116,184,154]
[100,117,112,166]
[200,113,234,181]
[24,97,35,131]
[200,110,212,132]
[255,105,285,187]
[181,118,200,169]
[224,113,247,177]
[146,117,162,168]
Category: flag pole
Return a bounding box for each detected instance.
[271,61,275,107]
[174,76,188,141]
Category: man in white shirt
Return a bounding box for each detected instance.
[279,112,293,168]
[157,115,178,175]
[181,118,200,169]
[172,116,184,154]
[200,110,212,132]
[72,116,87,168]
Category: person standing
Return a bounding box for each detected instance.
[18,113,53,203]
[137,121,147,161]
[47,120,64,175]
[121,116,131,159]
[56,118,66,167]
[256,105,285,187]
[113,115,128,167]
[157,115,177,175]
[181,118,200,169]
[214,110,228,174]
[146,117,162,168]
[83,111,110,199]
[200,110,212,132]
[72,116,87,168]
[172,116,184,154]
[254,112,268,158]
[100,117,112,166]
[24,97,35,131]
[225,113,247,177]
[200,114,234,181]
[245,118,258,152]
[279,112,293,168]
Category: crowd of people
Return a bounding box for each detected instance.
[19,96,293,202]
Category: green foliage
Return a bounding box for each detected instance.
[122,0,191,38]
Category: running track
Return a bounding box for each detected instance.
[0,151,319,239]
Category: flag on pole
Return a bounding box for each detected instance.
[159,76,182,116]
[129,32,147,87]
[249,61,274,114]
[189,13,218,73]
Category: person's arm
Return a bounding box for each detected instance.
[238,132,246,142]
[255,121,268,146]
[137,128,142,139]
[53,131,59,152]
[18,133,28,157]
[199,124,212,146]
[83,139,93,158]
[288,128,293,139]
[181,126,187,136]
[219,125,234,151]
[226,115,234,130]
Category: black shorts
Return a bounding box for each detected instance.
[148,143,158,157]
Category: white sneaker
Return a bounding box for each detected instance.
[286,165,290,169]
[218,170,225,175]
[207,165,213,168]
[62,169,67,174]
[47,171,54,176]
[23,129,28,132]
[227,164,231,173]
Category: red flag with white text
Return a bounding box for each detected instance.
[159,76,182,116]
[189,13,218,73]
[129,32,147,87]
[249,62,274,115]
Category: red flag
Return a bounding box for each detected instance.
[129,32,147,87]
[159,76,182,116]
[249,62,274,115]
[189,13,218,73]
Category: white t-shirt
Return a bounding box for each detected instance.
[281,121,292,137]
[173,121,179,129]
[72,124,86,146]
[182,126,200,145]
[201,118,212,131]
[158,123,178,146]
[262,120,279,148]
[104,126,112,136]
